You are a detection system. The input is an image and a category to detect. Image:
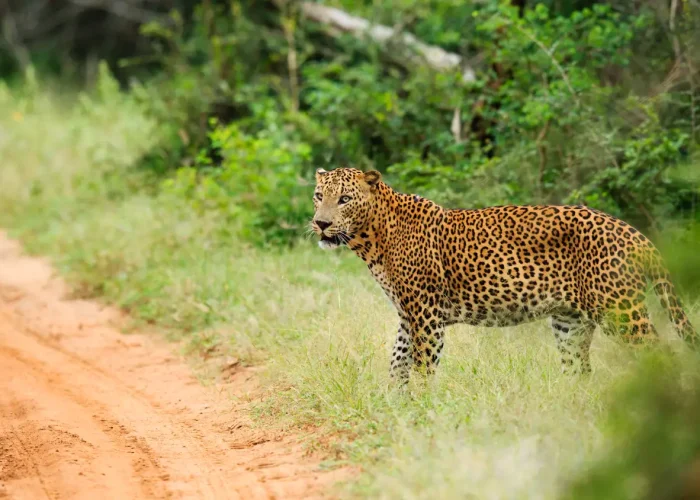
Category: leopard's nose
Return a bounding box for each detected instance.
[315,220,332,231]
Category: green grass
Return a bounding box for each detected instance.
[2,80,700,499]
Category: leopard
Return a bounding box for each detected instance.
[311,167,697,382]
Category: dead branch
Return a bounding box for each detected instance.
[276,1,476,83]
[67,0,167,25]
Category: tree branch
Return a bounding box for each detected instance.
[276,1,475,83]
[67,0,167,25]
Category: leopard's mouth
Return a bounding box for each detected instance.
[318,232,349,249]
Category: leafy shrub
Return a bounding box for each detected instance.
[128,2,286,175]
[565,352,700,500]
[382,3,696,229]
[162,120,313,246]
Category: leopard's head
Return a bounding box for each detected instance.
[311,167,382,249]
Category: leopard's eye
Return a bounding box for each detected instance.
[314,192,323,201]
[339,195,351,205]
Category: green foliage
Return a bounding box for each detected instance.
[128,2,286,175]
[658,220,700,297]
[386,3,695,226]
[569,117,692,224]
[127,0,699,245]
[565,352,700,500]
[11,1,699,244]
[163,120,313,245]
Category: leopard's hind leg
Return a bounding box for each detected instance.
[550,313,596,374]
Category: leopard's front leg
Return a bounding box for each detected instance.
[389,317,413,384]
[391,295,446,381]
[388,284,446,383]
[408,310,445,376]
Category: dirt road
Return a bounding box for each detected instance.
[0,232,342,499]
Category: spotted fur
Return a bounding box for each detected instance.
[311,167,697,381]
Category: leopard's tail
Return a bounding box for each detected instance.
[645,248,698,346]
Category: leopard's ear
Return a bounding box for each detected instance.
[315,168,328,182]
[363,170,382,188]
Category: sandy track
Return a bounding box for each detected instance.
[0,232,342,499]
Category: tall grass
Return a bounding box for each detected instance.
[1,77,699,499]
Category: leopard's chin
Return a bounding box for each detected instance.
[318,232,348,250]
[318,240,339,250]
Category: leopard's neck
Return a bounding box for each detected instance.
[347,183,444,269]
[344,183,390,265]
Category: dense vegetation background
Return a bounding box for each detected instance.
[4,0,700,233]
[6,0,700,284]
[2,1,700,498]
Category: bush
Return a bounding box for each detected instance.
[382,3,697,230]
[162,120,313,246]
[565,352,700,500]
